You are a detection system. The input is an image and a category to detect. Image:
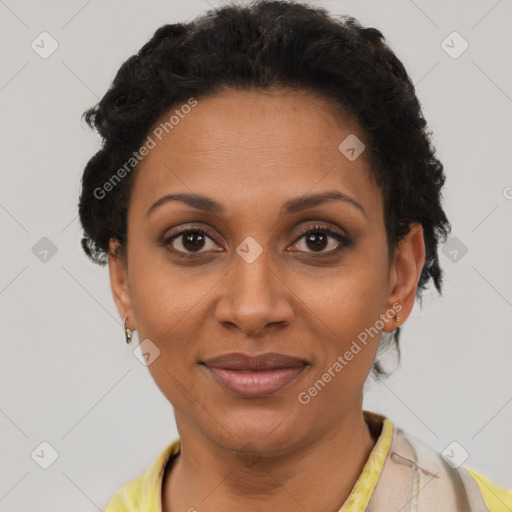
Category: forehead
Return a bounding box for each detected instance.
[130,88,382,219]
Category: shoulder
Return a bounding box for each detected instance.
[371,418,512,512]
[465,467,512,512]
[104,438,181,512]
[104,476,143,512]
[394,425,512,511]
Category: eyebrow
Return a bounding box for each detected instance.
[146,190,367,218]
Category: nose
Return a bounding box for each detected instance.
[214,240,294,336]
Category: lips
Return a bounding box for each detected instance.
[200,352,309,398]
[202,352,308,370]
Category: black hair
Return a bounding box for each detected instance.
[78,0,451,380]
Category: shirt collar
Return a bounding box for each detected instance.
[139,410,393,512]
[339,410,394,511]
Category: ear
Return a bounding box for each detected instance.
[382,223,425,333]
[107,238,136,329]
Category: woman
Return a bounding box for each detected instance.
[78,1,512,510]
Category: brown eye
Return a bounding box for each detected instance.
[303,231,329,251]
[162,228,222,256]
[289,225,350,255]
[180,231,207,252]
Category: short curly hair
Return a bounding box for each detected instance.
[78,0,451,380]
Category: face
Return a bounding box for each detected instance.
[108,88,424,455]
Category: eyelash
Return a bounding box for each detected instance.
[159,223,350,259]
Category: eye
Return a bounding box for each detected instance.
[160,223,350,258]
[288,224,349,255]
[161,227,222,257]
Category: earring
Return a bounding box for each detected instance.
[124,315,134,344]
[395,313,401,325]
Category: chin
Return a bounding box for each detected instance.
[207,407,307,456]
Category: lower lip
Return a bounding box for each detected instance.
[203,365,307,398]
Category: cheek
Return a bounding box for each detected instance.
[128,263,209,403]
[290,248,389,401]
[127,245,210,356]
[131,273,206,347]
[295,249,388,339]
[295,272,385,412]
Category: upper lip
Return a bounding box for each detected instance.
[201,352,308,371]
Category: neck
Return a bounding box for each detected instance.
[162,400,379,512]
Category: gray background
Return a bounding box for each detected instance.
[1,0,511,510]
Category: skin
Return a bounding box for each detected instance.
[108,88,425,512]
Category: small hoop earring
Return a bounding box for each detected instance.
[124,315,134,344]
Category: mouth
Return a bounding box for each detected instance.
[199,352,309,398]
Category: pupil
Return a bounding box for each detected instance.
[307,232,327,251]
[183,232,204,251]
[179,231,329,253]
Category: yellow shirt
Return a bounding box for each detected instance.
[104,411,512,511]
